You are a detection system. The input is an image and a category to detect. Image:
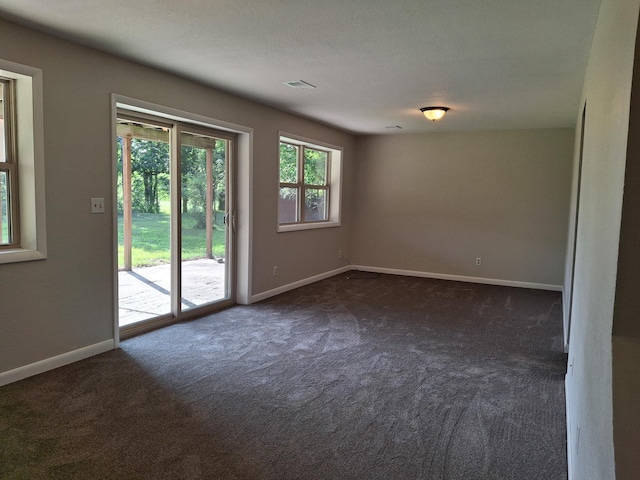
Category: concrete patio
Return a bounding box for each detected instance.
[118,258,227,326]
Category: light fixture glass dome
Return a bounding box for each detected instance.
[420,106,449,122]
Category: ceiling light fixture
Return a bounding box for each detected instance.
[420,106,449,122]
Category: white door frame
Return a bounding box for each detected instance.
[111,94,253,345]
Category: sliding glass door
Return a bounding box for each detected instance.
[116,112,235,330]
[179,126,233,311]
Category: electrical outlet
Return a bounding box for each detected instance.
[273,266,278,276]
[475,257,482,266]
[338,250,343,259]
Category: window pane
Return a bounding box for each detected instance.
[1,170,11,244]
[304,148,327,186]
[304,188,328,222]
[279,187,298,223]
[180,133,229,310]
[116,120,171,325]
[279,143,298,183]
[0,82,5,163]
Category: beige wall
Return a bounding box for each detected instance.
[350,129,574,287]
[0,19,354,374]
[5,11,639,478]
[564,0,640,479]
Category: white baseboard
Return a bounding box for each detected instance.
[0,339,115,387]
[250,266,351,303]
[351,265,563,292]
[250,264,561,304]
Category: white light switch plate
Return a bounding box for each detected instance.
[91,198,105,214]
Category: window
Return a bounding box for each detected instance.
[1,77,18,248]
[0,60,46,264]
[278,133,342,232]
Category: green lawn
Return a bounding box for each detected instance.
[117,208,226,269]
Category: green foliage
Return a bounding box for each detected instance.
[214,155,226,211]
[180,142,227,229]
[304,148,327,185]
[117,205,227,269]
[117,136,226,219]
[116,136,170,214]
[279,143,298,184]
[116,138,124,214]
[180,144,201,216]
[131,139,169,174]
[279,143,328,214]
[116,129,229,268]
[184,171,208,229]
[131,139,170,213]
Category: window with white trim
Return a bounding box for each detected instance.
[0,60,46,264]
[0,77,18,247]
[278,133,342,232]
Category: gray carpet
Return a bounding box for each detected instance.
[0,273,567,479]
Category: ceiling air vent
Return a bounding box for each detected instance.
[284,80,316,89]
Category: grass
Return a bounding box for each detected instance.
[117,203,226,269]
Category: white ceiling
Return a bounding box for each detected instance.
[0,0,602,134]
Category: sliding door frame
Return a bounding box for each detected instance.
[114,105,238,340]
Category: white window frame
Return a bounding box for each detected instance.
[0,76,19,248]
[277,132,342,232]
[0,59,46,264]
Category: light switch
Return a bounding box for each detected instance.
[91,198,105,214]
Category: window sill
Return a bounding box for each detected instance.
[0,248,47,265]
[277,221,341,233]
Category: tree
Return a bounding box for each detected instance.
[182,141,226,229]
[279,143,298,184]
[181,144,202,214]
[212,141,227,211]
[116,134,226,222]
[130,139,169,213]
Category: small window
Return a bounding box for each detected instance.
[278,133,342,232]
